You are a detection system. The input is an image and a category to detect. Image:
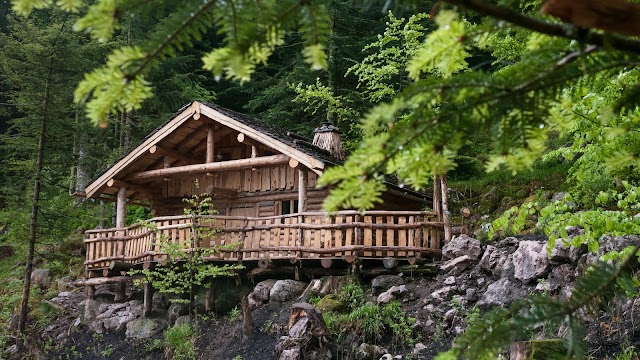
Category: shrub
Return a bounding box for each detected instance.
[164,324,197,360]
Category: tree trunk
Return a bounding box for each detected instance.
[17,58,52,351]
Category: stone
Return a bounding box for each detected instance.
[444,276,456,285]
[549,239,570,262]
[478,278,512,307]
[152,292,170,312]
[379,354,393,360]
[551,192,566,202]
[442,234,483,260]
[31,268,51,290]
[279,347,301,360]
[174,315,191,327]
[412,343,428,356]
[315,294,347,312]
[125,318,167,339]
[430,286,454,301]
[377,291,395,305]
[440,255,473,275]
[355,343,387,360]
[252,279,278,302]
[444,309,458,322]
[600,235,640,253]
[168,302,188,324]
[270,280,308,303]
[569,244,588,263]
[371,275,405,295]
[512,241,549,283]
[465,288,477,302]
[56,276,75,292]
[301,276,346,299]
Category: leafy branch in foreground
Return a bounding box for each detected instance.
[435,242,640,360]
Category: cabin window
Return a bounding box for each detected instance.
[280,200,299,215]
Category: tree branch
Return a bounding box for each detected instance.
[443,0,640,54]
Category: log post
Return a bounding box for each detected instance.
[143,282,153,317]
[440,174,451,244]
[86,285,95,298]
[298,168,307,212]
[116,187,127,229]
[206,124,215,163]
[114,282,126,302]
[205,282,215,312]
[241,295,253,338]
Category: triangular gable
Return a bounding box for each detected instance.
[84,101,327,199]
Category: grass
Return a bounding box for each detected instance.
[164,324,197,360]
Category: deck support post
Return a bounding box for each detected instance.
[114,282,126,302]
[116,187,127,229]
[143,282,153,317]
[206,124,215,163]
[241,295,253,338]
[298,168,307,212]
[86,285,95,298]
[205,282,215,312]
[440,174,451,244]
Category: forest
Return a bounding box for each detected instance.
[1,0,640,359]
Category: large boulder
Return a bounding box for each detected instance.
[478,278,530,307]
[600,235,640,254]
[478,245,512,276]
[371,275,404,295]
[31,268,51,290]
[376,285,407,305]
[83,299,144,333]
[270,280,308,303]
[315,294,347,312]
[512,241,549,283]
[252,279,278,302]
[168,302,188,324]
[442,234,483,260]
[152,292,170,313]
[125,318,168,339]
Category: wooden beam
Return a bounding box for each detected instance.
[204,185,238,196]
[288,159,299,168]
[107,179,151,195]
[116,187,127,228]
[440,174,451,243]
[149,145,198,164]
[298,168,308,212]
[130,154,290,182]
[206,124,215,163]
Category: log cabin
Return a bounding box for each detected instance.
[78,101,449,280]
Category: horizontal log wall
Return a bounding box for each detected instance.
[84,211,443,270]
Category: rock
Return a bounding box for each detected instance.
[56,277,76,292]
[31,268,51,290]
[479,245,514,277]
[465,288,477,302]
[168,303,188,324]
[412,343,428,356]
[442,234,483,260]
[377,291,395,305]
[551,192,566,202]
[270,280,308,303]
[444,309,458,322]
[174,315,191,327]
[125,318,167,339]
[379,354,393,360]
[371,275,405,295]
[478,278,518,307]
[252,279,278,302]
[600,235,640,253]
[356,343,387,360]
[431,286,455,302]
[279,347,301,360]
[440,255,473,275]
[512,241,549,283]
[152,292,170,312]
[549,239,570,262]
[444,276,456,285]
[301,276,347,299]
[569,243,588,263]
[316,294,347,312]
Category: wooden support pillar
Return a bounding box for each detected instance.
[143,282,153,317]
[440,174,451,244]
[298,168,307,212]
[241,295,253,338]
[114,282,126,302]
[205,284,215,313]
[86,285,95,298]
[206,124,215,163]
[251,145,257,158]
[116,187,127,229]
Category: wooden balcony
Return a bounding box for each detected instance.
[84,211,444,272]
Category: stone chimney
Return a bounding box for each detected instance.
[313,122,344,160]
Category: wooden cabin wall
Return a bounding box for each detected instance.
[149,165,324,216]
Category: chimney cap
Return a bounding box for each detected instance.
[313,121,341,134]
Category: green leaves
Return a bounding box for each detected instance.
[407,10,470,79]
[73,0,118,42]
[11,0,51,17]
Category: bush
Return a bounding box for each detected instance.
[164,324,197,360]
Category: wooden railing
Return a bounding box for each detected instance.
[84,211,444,270]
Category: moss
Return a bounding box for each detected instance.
[315,294,347,312]
[527,339,571,360]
